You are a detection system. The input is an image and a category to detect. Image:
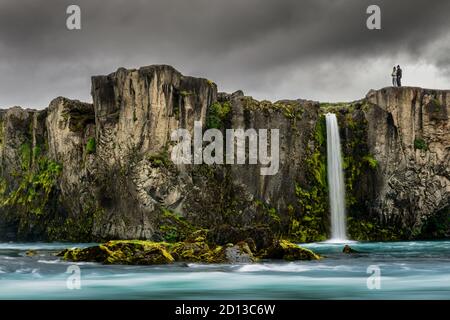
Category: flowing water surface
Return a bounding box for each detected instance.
[1,241,449,299]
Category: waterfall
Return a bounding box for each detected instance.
[325,113,347,241]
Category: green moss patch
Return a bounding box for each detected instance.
[146,149,171,168]
[2,157,62,217]
[414,138,427,150]
[348,217,403,241]
[85,137,96,154]
[242,97,304,120]
[206,101,231,129]
[157,208,209,243]
[291,115,328,242]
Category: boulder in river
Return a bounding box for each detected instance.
[59,240,174,265]
[59,239,262,265]
[260,240,321,261]
[343,245,359,254]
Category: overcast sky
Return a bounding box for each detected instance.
[1,0,450,108]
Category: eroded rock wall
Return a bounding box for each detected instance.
[365,87,449,236]
[89,65,217,239]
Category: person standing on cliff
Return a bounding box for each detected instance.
[396,65,402,87]
[391,66,397,87]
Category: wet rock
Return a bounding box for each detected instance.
[343,245,359,254]
[59,239,259,265]
[25,250,37,257]
[60,240,174,265]
[208,225,274,251]
[169,240,217,263]
[224,241,256,263]
[167,239,256,264]
[260,240,321,261]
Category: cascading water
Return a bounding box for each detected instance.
[325,113,347,241]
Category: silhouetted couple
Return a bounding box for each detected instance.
[392,65,402,87]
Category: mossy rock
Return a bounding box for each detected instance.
[260,240,321,261]
[58,246,110,263]
[58,239,259,265]
[59,240,174,265]
[343,245,359,254]
[103,240,174,264]
[169,240,217,263]
[25,250,38,257]
[168,240,253,264]
[185,229,209,243]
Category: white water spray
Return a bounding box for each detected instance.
[325,113,347,241]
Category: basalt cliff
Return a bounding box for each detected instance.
[0,65,449,243]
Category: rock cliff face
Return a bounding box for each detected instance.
[90,65,216,239]
[0,65,448,242]
[365,88,449,236]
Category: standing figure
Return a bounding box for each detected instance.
[396,65,402,87]
[391,66,397,87]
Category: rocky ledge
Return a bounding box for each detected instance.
[58,239,320,265]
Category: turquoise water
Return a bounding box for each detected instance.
[0,241,449,299]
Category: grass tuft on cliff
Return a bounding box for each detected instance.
[414,138,427,150]
[206,101,231,129]
[85,137,96,154]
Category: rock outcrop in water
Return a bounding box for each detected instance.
[58,239,318,264]
[0,65,449,242]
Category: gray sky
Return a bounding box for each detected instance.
[1,0,450,108]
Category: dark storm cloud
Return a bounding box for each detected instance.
[0,0,449,107]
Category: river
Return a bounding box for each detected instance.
[0,241,449,299]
